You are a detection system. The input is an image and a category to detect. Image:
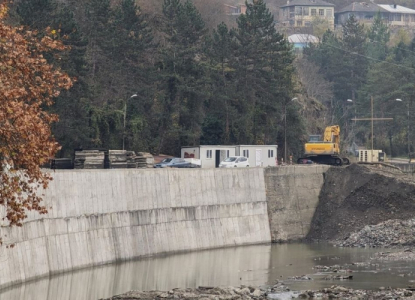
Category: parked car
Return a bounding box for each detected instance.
[154,158,191,168]
[297,158,314,164]
[219,156,249,168]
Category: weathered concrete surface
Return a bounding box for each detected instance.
[0,168,270,289]
[0,165,332,289]
[0,245,271,300]
[264,165,330,242]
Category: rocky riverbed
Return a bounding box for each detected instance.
[328,217,415,262]
[101,285,415,300]
[334,218,415,248]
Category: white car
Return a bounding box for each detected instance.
[219,156,249,168]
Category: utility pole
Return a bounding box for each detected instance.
[351,95,393,162]
[371,95,374,157]
[407,99,410,163]
[284,98,298,163]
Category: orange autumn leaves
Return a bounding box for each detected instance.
[0,2,72,229]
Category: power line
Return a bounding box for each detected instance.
[368,39,415,56]
[322,42,415,71]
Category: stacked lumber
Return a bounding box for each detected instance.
[108,150,128,169]
[74,150,105,169]
[127,151,138,168]
[136,152,154,168]
[73,149,154,169]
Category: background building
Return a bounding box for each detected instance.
[288,34,319,53]
[336,3,415,27]
[279,0,335,30]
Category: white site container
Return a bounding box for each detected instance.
[358,150,385,163]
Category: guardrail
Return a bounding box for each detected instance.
[390,163,415,174]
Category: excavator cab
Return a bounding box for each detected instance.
[308,135,322,143]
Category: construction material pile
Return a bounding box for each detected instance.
[135,152,154,168]
[109,150,154,169]
[74,150,105,169]
[73,150,154,169]
[108,150,128,169]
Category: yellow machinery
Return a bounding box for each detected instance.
[297,125,350,166]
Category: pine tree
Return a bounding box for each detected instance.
[204,22,235,144]
[156,0,208,155]
[108,0,156,151]
[366,11,390,61]
[15,0,56,29]
[232,0,295,145]
[341,15,368,101]
[49,5,92,155]
[15,0,92,155]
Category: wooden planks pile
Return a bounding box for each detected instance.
[74,150,105,169]
[73,150,154,169]
[136,152,154,168]
[108,150,128,169]
[108,150,154,168]
[126,151,138,168]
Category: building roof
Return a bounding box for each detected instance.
[336,2,386,13]
[337,3,415,14]
[281,0,334,8]
[378,4,415,14]
[288,34,319,44]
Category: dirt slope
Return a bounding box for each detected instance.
[306,164,415,241]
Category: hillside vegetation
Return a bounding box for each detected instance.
[7,0,415,158]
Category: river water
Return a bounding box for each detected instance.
[1,243,415,300]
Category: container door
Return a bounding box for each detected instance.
[215,150,221,168]
[255,149,262,167]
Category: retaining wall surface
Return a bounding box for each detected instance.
[265,165,330,242]
[0,168,270,289]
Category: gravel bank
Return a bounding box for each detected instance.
[334,218,415,248]
[101,285,415,300]
[307,164,415,242]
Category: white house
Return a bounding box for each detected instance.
[181,145,278,168]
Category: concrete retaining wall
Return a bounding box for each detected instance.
[0,165,331,289]
[265,165,330,242]
[0,168,270,289]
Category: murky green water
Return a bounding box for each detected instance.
[1,243,415,300]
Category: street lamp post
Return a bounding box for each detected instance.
[396,99,410,162]
[346,99,355,153]
[284,97,297,164]
[123,94,138,150]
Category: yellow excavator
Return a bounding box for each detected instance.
[297,125,350,166]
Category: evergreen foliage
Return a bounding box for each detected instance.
[232,0,297,146]
[12,0,415,159]
[366,12,390,61]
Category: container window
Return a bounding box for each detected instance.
[206,150,212,159]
